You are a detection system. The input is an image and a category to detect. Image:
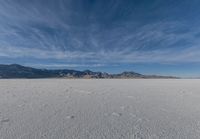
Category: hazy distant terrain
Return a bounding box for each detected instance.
[0,79,200,139]
[0,64,177,79]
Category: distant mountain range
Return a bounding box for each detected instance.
[0,64,178,79]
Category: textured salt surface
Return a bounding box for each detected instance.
[0,79,200,139]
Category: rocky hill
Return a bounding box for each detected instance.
[0,64,178,79]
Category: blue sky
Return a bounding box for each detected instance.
[0,0,200,77]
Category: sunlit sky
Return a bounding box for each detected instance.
[0,0,200,77]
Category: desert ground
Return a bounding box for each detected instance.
[0,79,200,139]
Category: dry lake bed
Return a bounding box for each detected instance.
[0,79,200,139]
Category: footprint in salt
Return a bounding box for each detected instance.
[0,118,10,128]
[18,104,25,108]
[1,118,10,123]
[87,91,95,95]
[112,112,122,117]
[120,106,130,111]
[66,115,75,119]
[41,134,47,138]
[180,90,193,96]
[12,94,16,98]
[137,118,142,122]
[180,90,186,94]
[130,113,137,118]
[43,104,48,107]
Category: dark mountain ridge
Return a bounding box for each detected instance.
[0,64,178,79]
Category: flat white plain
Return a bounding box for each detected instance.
[0,79,200,139]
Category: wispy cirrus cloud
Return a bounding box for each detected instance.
[1,43,200,64]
